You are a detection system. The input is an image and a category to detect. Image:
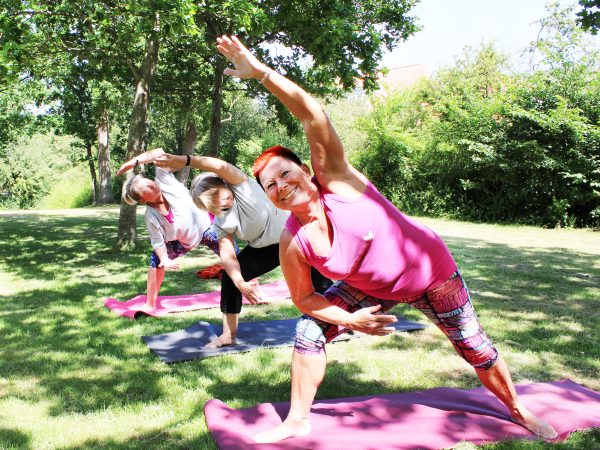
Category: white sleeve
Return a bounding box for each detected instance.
[145,212,165,249]
[155,167,188,196]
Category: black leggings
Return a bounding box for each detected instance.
[220,243,333,314]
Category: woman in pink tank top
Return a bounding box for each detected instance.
[217,35,557,444]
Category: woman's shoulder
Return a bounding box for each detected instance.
[315,167,369,199]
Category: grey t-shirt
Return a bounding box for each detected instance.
[213,178,289,248]
[145,168,212,250]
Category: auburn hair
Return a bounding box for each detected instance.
[252,145,303,187]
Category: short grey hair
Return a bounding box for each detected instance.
[122,175,145,205]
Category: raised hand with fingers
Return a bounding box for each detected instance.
[155,153,186,172]
[216,35,268,80]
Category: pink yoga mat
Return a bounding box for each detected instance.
[205,379,600,449]
[104,280,290,319]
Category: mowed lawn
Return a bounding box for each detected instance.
[0,207,598,450]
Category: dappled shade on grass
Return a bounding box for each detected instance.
[0,210,598,449]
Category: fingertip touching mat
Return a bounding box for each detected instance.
[204,379,600,449]
[142,317,427,363]
[104,280,290,319]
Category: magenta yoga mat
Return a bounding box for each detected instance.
[204,379,600,449]
[104,280,290,319]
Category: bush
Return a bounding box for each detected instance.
[0,133,81,210]
[352,40,600,228]
[36,167,93,209]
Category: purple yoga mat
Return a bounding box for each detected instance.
[104,280,290,319]
[205,379,600,449]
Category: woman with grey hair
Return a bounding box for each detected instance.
[117,148,219,313]
[156,153,332,348]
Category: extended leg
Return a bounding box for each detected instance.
[476,355,557,439]
[411,272,557,440]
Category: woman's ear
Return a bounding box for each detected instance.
[301,163,312,176]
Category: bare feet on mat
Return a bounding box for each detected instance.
[512,407,557,440]
[137,303,157,313]
[253,417,311,443]
[205,334,237,348]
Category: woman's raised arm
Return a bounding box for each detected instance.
[155,154,247,185]
[116,148,166,176]
[216,35,360,190]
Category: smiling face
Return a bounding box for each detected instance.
[259,156,314,211]
[134,178,162,204]
[211,186,234,217]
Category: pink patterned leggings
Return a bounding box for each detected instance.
[294,271,499,370]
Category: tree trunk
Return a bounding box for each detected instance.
[97,109,115,204]
[116,27,160,249]
[175,120,197,186]
[86,142,98,204]
[207,58,225,157]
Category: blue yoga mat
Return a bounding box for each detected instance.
[142,318,427,363]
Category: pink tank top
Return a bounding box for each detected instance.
[285,179,457,299]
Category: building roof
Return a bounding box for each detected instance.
[378,64,426,90]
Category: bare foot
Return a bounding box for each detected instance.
[137,303,157,313]
[511,407,557,440]
[253,417,311,443]
[205,334,237,348]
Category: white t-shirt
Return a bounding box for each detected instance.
[145,168,212,249]
[213,178,289,248]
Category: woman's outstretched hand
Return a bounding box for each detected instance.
[217,35,268,80]
[347,305,398,336]
[155,153,185,172]
[158,257,180,271]
[116,159,137,177]
[236,279,263,304]
[116,148,166,176]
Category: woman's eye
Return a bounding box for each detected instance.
[282,171,289,178]
[266,183,275,190]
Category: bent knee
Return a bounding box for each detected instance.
[294,316,326,355]
[462,344,499,370]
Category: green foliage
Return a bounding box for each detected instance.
[0,148,51,209]
[577,0,600,34]
[353,24,600,228]
[233,120,310,175]
[36,167,93,209]
[0,133,79,209]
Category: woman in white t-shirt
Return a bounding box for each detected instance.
[156,153,332,347]
[117,148,220,312]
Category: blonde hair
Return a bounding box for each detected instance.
[122,175,145,205]
[190,172,228,213]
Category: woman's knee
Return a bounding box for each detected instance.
[294,316,327,355]
[454,338,499,370]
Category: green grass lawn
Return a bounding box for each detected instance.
[0,207,598,449]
